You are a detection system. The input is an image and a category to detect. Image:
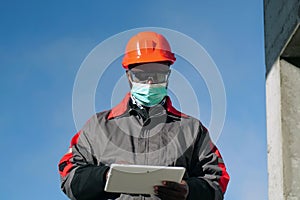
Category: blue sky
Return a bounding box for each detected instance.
[0,1,267,199]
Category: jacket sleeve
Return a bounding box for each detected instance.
[58,129,117,200]
[186,124,230,200]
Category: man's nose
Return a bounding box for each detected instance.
[147,77,154,84]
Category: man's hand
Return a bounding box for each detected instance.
[154,180,189,200]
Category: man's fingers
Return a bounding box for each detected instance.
[153,181,188,200]
[162,181,188,192]
[155,186,185,200]
[155,185,177,196]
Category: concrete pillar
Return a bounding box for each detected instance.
[266,59,300,200]
[264,0,300,199]
[280,60,300,199]
[266,59,284,200]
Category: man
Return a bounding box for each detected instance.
[58,31,230,200]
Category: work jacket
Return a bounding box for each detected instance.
[58,93,230,200]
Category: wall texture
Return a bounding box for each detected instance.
[264,0,300,73]
[264,1,300,199]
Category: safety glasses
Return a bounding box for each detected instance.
[128,70,171,84]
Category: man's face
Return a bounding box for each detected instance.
[126,63,170,86]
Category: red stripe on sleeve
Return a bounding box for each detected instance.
[218,162,230,193]
[58,131,82,177]
[59,153,74,177]
[212,146,230,193]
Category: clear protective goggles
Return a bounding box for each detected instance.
[128,69,171,84]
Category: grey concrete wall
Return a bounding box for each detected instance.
[266,59,300,200]
[280,60,300,199]
[265,1,300,199]
[266,59,284,200]
[264,0,300,73]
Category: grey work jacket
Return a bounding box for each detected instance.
[59,93,229,200]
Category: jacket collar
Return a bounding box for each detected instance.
[107,92,188,120]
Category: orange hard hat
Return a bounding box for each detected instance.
[122,31,176,69]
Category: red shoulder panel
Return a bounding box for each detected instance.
[165,96,189,118]
[107,92,131,120]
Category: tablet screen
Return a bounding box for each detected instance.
[104,164,186,194]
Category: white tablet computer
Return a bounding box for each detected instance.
[104,164,186,194]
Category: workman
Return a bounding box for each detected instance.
[58,31,230,200]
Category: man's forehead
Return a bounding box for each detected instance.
[130,63,170,72]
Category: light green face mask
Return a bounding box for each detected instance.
[131,82,167,107]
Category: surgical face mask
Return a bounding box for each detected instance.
[131,82,167,107]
